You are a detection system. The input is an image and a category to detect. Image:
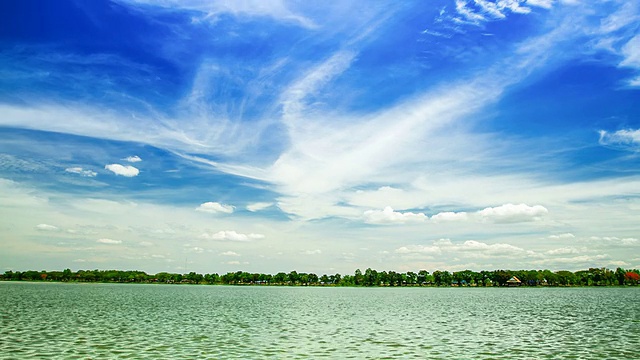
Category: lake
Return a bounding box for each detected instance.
[0,282,638,359]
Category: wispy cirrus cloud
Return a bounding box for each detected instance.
[97,238,122,244]
[549,233,575,239]
[118,0,318,29]
[35,223,59,231]
[65,167,97,177]
[246,202,273,212]
[599,129,640,151]
[123,155,142,163]
[196,202,234,214]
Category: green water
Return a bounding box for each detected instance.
[0,282,638,359]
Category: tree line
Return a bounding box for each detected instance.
[2,267,639,286]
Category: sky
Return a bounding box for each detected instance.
[1,0,639,275]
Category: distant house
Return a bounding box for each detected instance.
[506,276,521,287]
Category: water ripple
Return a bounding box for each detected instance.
[0,283,638,359]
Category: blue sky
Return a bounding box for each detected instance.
[1,0,639,274]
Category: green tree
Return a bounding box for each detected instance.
[354,269,364,286]
[615,267,626,286]
[364,268,377,286]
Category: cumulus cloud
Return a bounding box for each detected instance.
[430,211,468,222]
[303,249,322,255]
[196,202,235,214]
[246,202,273,212]
[395,244,443,256]
[454,240,526,256]
[35,223,59,231]
[97,238,122,244]
[479,203,548,223]
[65,167,97,177]
[599,129,640,151]
[200,230,264,242]
[363,206,427,225]
[123,155,142,163]
[105,164,139,177]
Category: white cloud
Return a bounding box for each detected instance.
[200,230,264,242]
[97,238,122,244]
[455,240,526,256]
[431,211,468,222]
[123,155,142,163]
[280,50,357,124]
[196,202,235,214]
[475,0,507,19]
[588,236,636,245]
[454,0,532,25]
[526,0,554,9]
[479,203,548,223]
[455,0,486,24]
[536,254,609,265]
[549,233,575,239]
[104,164,139,177]
[363,206,428,225]
[220,251,240,256]
[35,223,59,231]
[395,238,526,258]
[609,260,630,267]
[545,247,580,255]
[599,129,640,151]
[628,76,640,87]
[620,35,640,69]
[395,244,442,255]
[246,202,273,212]
[65,167,97,177]
[303,249,322,255]
[121,0,317,29]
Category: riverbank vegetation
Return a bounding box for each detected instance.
[2,267,640,286]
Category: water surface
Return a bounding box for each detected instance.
[1,283,638,359]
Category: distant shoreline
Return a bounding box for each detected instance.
[2,267,639,287]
